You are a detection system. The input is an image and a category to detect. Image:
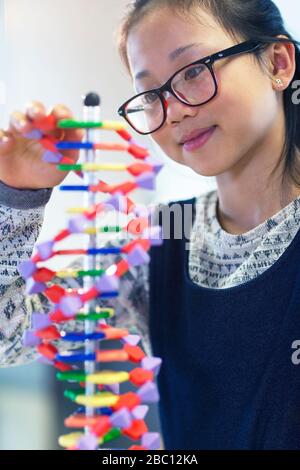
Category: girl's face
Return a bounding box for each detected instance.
[126,7,282,177]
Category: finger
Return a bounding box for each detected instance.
[49,104,82,142]
[9,111,33,134]
[0,129,14,150]
[50,104,73,123]
[25,100,47,120]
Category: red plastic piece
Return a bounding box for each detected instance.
[80,286,99,303]
[33,114,56,132]
[127,217,149,236]
[54,229,70,242]
[37,343,58,360]
[44,285,66,303]
[113,392,141,411]
[40,136,57,153]
[35,325,61,341]
[129,445,146,450]
[129,368,154,386]
[50,309,71,323]
[123,419,148,441]
[128,144,149,160]
[115,259,129,278]
[111,181,137,196]
[100,327,129,340]
[121,238,150,255]
[124,344,146,363]
[53,361,72,372]
[116,129,132,142]
[33,267,55,282]
[127,163,152,177]
[91,416,111,437]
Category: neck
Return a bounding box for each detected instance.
[215,118,299,235]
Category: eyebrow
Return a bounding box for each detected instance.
[134,42,203,80]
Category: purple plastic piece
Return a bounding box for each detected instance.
[68,216,86,234]
[32,313,51,330]
[95,274,119,293]
[122,334,141,346]
[142,432,161,450]
[36,240,54,260]
[77,434,98,451]
[128,245,150,267]
[142,226,163,247]
[141,357,162,376]
[105,383,119,395]
[105,194,126,213]
[137,382,159,403]
[22,330,41,347]
[132,405,149,420]
[42,150,63,163]
[111,408,132,429]
[24,129,43,140]
[136,172,156,190]
[18,260,37,279]
[145,156,164,175]
[26,278,46,295]
[60,295,83,316]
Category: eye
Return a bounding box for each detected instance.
[142,92,159,105]
[184,64,205,81]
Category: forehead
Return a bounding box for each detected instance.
[127,7,231,78]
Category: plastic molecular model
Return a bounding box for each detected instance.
[19,92,164,451]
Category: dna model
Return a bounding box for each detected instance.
[19,92,164,451]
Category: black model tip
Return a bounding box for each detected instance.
[84,92,101,107]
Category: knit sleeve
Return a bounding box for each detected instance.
[0,205,151,366]
[0,182,54,367]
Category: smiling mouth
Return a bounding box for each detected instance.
[180,126,217,152]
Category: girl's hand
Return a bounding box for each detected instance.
[0,101,84,189]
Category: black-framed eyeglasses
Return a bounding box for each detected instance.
[118,40,266,135]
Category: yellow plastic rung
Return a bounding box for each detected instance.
[57,270,78,278]
[58,432,83,448]
[58,432,103,449]
[75,392,118,408]
[87,370,129,385]
[102,120,127,131]
[67,207,86,214]
[81,163,127,172]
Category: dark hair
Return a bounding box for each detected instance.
[117,0,300,198]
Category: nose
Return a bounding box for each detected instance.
[162,91,198,125]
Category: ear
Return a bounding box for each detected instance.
[269,35,296,91]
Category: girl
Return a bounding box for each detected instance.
[114,0,300,450]
[1,0,300,450]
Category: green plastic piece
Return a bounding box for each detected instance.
[64,389,82,401]
[102,428,122,443]
[58,164,82,171]
[100,226,122,233]
[76,269,105,278]
[56,371,86,382]
[76,311,112,321]
[58,119,103,129]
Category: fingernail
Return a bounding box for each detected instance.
[0,136,10,145]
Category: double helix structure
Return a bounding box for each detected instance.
[19,92,164,451]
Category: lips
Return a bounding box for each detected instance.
[179,126,216,145]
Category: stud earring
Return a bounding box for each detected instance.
[274,78,284,87]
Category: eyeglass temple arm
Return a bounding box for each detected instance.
[207,40,264,64]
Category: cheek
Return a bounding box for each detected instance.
[151,128,183,163]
